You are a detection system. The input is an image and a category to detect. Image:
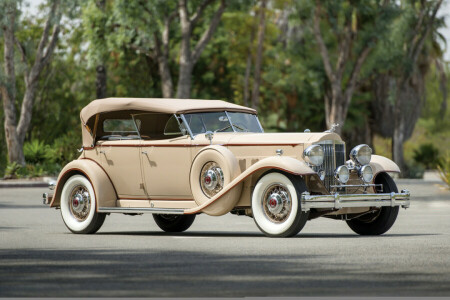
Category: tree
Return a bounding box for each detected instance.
[0,0,62,165]
[370,0,444,171]
[311,0,395,134]
[251,0,267,109]
[112,0,226,98]
[391,0,443,171]
[82,0,108,99]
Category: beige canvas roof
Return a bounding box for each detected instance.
[80,97,256,124]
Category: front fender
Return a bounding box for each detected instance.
[185,156,314,214]
[50,158,117,209]
[370,155,401,176]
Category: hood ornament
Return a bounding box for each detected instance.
[325,123,339,133]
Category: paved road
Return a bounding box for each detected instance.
[1,179,449,297]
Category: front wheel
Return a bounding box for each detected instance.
[346,172,399,235]
[60,175,106,234]
[153,214,196,232]
[252,172,309,237]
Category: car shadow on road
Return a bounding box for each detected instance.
[1,248,449,297]
[95,231,439,239]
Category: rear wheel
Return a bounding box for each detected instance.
[153,214,196,232]
[346,172,399,235]
[252,172,309,237]
[60,175,106,234]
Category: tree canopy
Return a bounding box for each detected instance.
[0,0,448,178]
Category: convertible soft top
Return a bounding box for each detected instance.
[80,97,257,147]
[80,97,256,124]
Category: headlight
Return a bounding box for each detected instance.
[335,165,350,184]
[350,144,372,165]
[303,145,324,166]
[359,165,374,183]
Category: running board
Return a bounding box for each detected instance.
[98,207,185,215]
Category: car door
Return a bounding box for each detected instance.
[138,114,193,199]
[140,137,192,199]
[98,140,145,198]
[96,116,146,198]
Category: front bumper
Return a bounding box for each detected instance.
[301,190,410,212]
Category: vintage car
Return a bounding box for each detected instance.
[43,98,410,237]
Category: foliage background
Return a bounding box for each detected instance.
[0,0,449,178]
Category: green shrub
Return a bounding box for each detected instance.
[413,143,442,169]
[3,162,26,179]
[47,132,81,165]
[24,140,49,164]
[437,152,450,189]
[402,161,425,179]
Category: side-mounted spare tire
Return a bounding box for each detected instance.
[189,145,242,216]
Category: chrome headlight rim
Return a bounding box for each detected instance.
[335,165,350,184]
[303,144,324,166]
[359,164,374,183]
[350,144,372,166]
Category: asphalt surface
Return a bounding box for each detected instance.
[1,179,449,297]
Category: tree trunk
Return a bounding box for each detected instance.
[158,57,174,98]
[1,0,61,165]
[175,0,226,99]
[95,0,107,99]
[251,0,267,109]
[17,81,39,144]
[325,92,345,135]
[96,65,107,98]
[176,62,193,99]
[392,122,406,172]
[243,21,256,107]
[1,3,25,165]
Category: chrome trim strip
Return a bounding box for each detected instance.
[329,184,382,188]
[255,115,264,133]
[179,114,194,140]
[224,111,236,132]
[98,207,185,214]
[300,189,410,211]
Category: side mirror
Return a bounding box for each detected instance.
[205,131,214,145]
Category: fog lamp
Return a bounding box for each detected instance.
[335,165,350,184]
[359,165,374,183]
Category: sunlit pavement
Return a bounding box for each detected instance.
[0,179,449,297]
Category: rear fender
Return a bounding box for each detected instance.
[50,159,117,210]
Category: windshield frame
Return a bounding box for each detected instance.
[180,111,263,139]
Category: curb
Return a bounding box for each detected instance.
[0,182,50,188]
[0,177,56,189]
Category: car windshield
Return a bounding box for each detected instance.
[182,111,263,135]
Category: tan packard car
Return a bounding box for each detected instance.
[43,98,410,237]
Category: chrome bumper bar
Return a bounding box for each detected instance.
[301,190,410,212]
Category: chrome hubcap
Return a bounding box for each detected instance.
[200,162,224,198]
[69,185,91,221]
[262,183,291,223]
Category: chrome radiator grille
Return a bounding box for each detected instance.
[312,141,346,191]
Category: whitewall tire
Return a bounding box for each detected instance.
[252,172,309,237]
[60,175,106,234]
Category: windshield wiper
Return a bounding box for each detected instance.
[215,124,247,133]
